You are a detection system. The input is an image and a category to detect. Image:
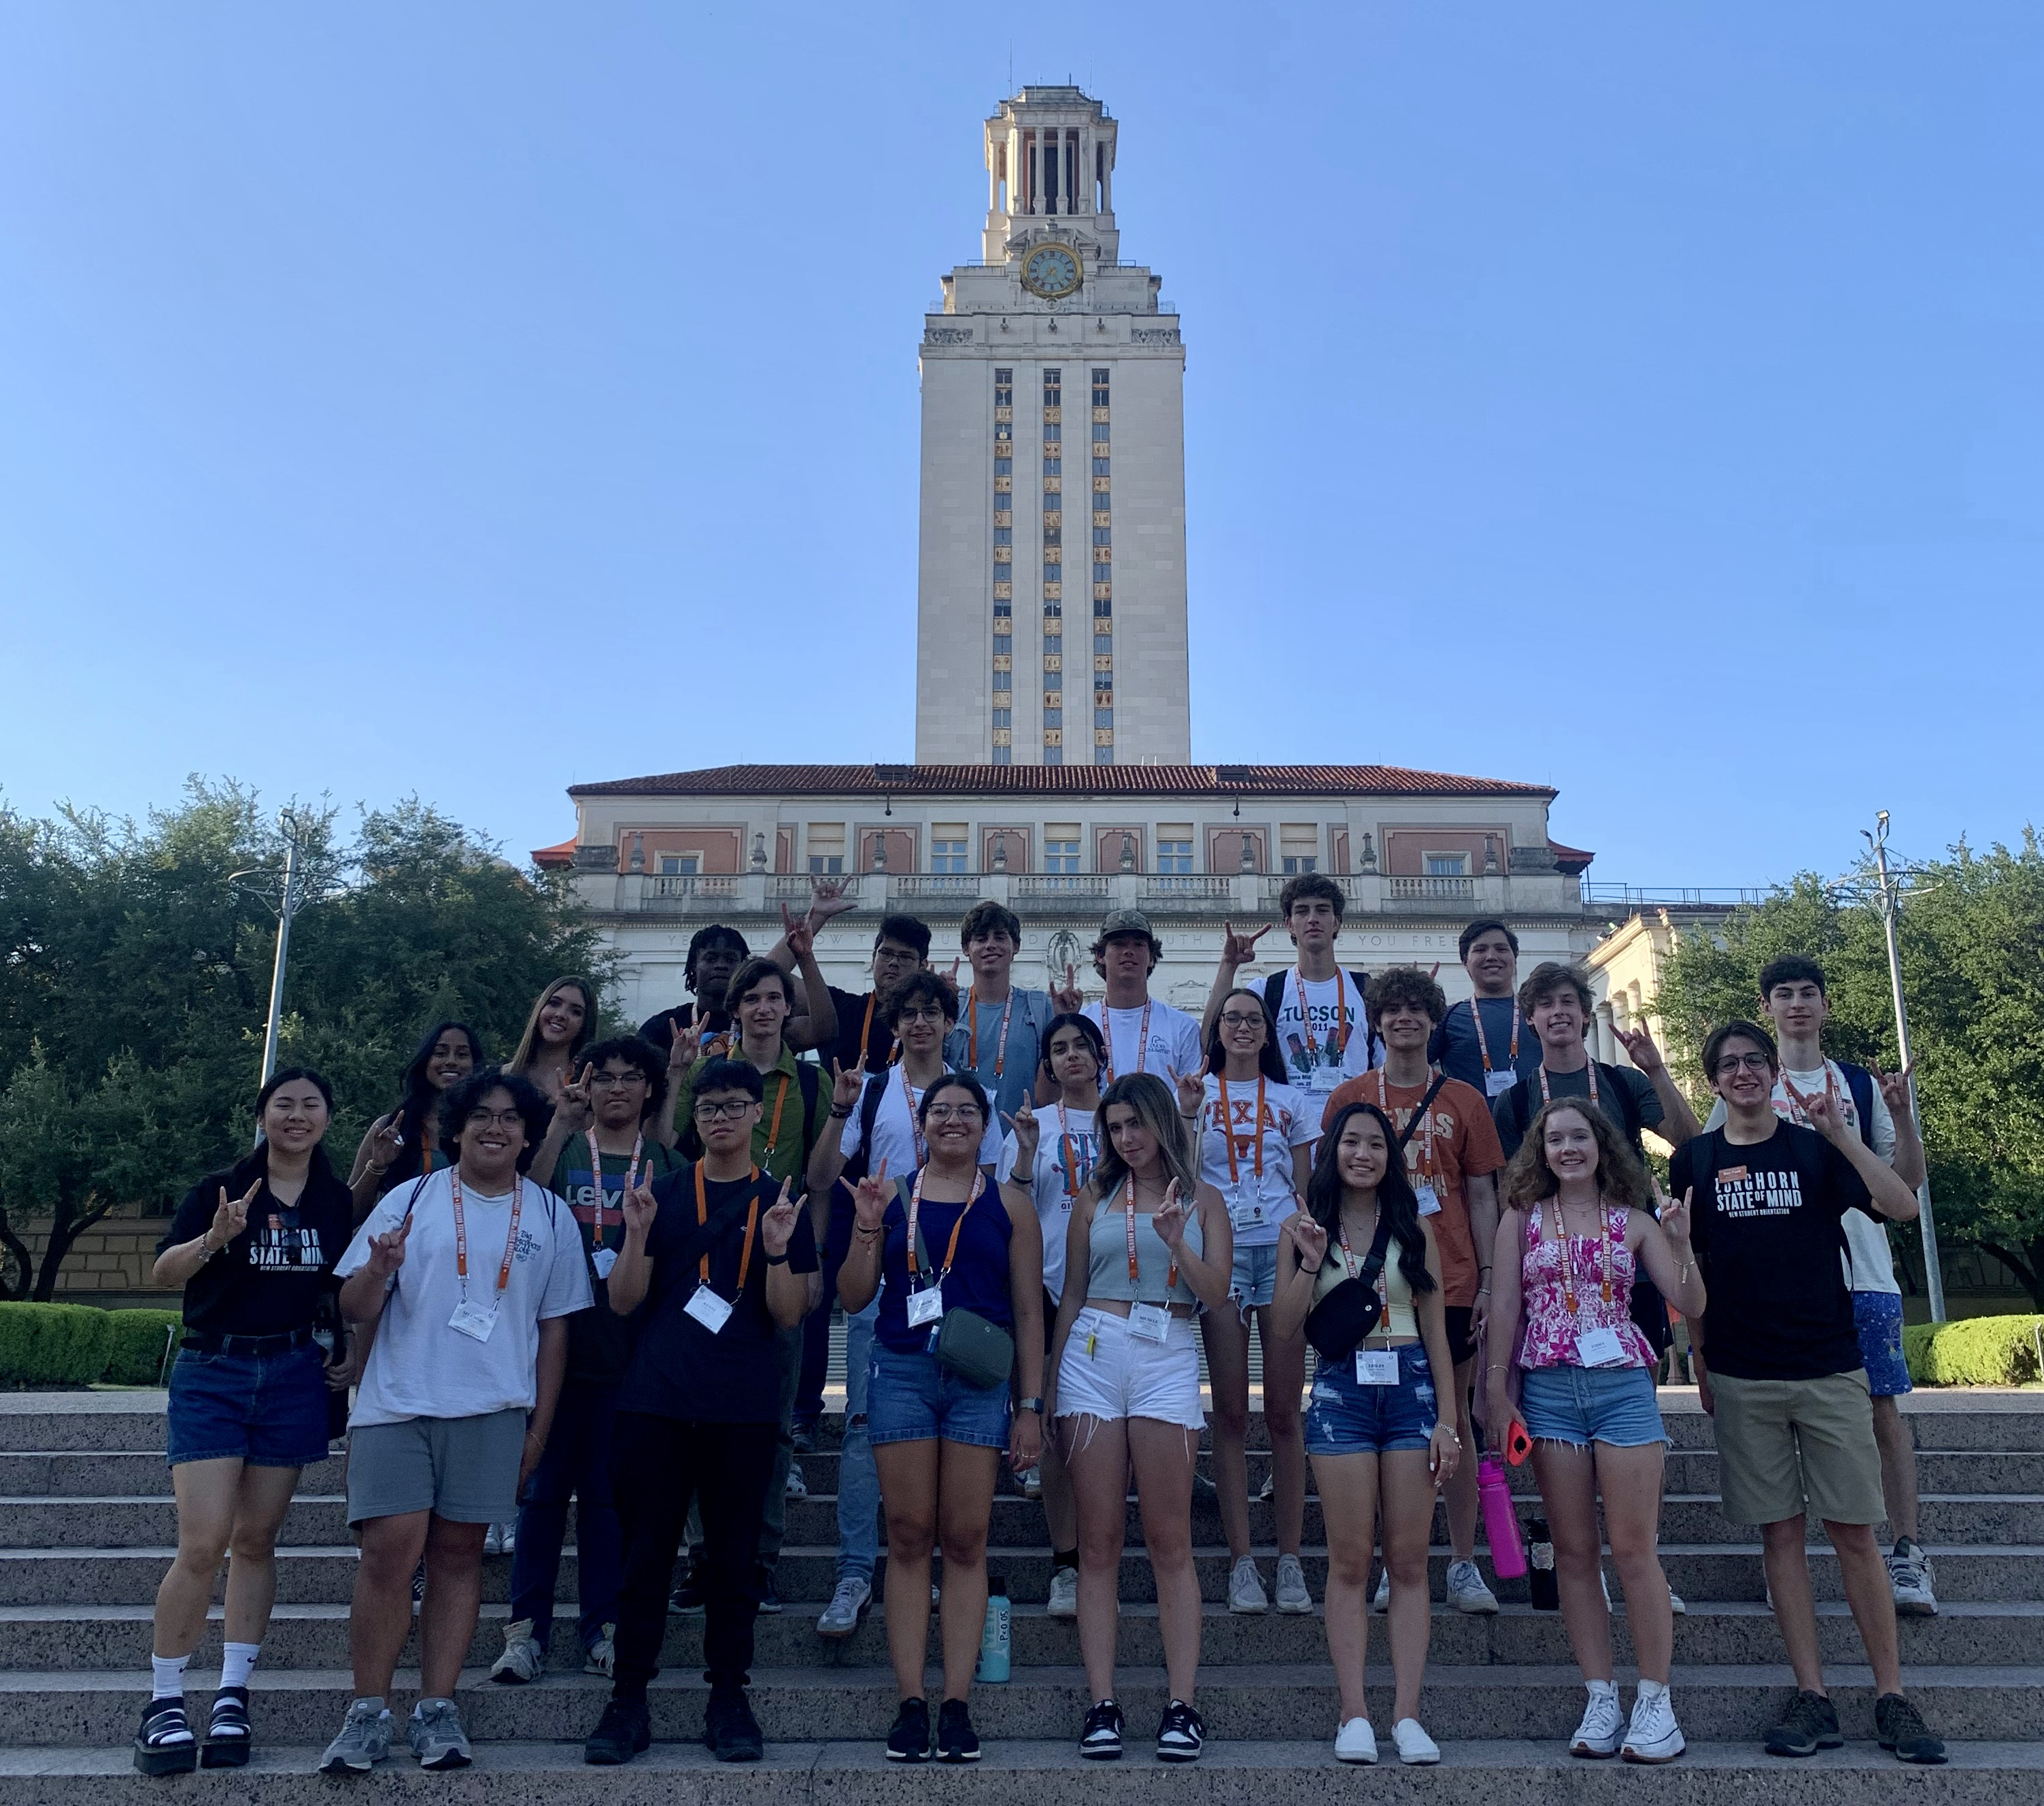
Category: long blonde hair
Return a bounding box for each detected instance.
[507,976,598,1074]
[1089,1073,1199,1203]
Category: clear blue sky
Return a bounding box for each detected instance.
[3,3,2038,886]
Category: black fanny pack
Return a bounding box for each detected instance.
[1303,1211,1393,1363]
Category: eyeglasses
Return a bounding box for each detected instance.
[1219,1011,1264,1029]
[694,1099,756,1122]
[924,1104,984,1123]
[896,1007,945,1026]
[587,1072,647,1089]
[464,1108,525,1130]
[1714,1052,1776,1076]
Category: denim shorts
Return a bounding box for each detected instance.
[1520,1361,1669,1449]
[1305,1342,1438,1456]
[1229,1243,1280,1312]
[165,1342,331,1469]
[866,1342,1012,1450]
[1854,1291,1912,1397]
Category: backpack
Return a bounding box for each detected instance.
[836,1069,892,1191]
[1835,1061,1879,1152]
[1262,970,1386,1070]
[679,1059,820,1177]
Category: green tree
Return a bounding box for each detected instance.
[0,783,614,1296]
[1657,838,2044,1304]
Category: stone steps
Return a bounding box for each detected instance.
[2,1599,2033,1673]
[3,1739,2041,1803]
[7,1660,2043,1746]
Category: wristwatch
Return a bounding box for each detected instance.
[1017,1395,1044,1414]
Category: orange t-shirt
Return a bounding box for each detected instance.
[1322,1072,1505,1309]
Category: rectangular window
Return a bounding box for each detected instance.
[1043,369,1061,400]
[1044,834,1080,873]
[993,668,1011,690]
[658,854,700,876]
[1042,708,1062,727]
[1095,633,1113,652]
[1093,421,1109,441]
[1426,851,1471,876]
[994,600,1012,618]
[993,634,1011,654]
[991,707,1011,727]
[993,745,1013,764]
[1042,457,1061,475]
[994,458,1012,476]
[1092,458,1110,476]
[1094,708,1113,728]
[1091,369,1110,406]
[1093,598,1112,617]
[806,854,843,875]
[1281,855,1318,874]
[931,839,967,874]
[993,527,1012,545]
[1280,825,1319,875]
[1043,637,1062,656]
[994,369,1012,405]
[1157,838,1193,874]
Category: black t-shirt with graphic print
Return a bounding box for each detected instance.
[160,1148,354,1338]
[1671,1121,1872,1382]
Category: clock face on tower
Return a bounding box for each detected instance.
[1020,243,1082,299]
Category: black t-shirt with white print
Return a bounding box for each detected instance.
[1671,1121,1872,1382]
[160,1148,354,1338]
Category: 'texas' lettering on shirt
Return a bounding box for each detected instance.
[1713,1164,1805,1219]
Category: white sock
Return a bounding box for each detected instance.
[220,1641,260,1690]
[150,1653,190,1702]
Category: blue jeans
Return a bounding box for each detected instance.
[508,1377,620,1648]
[836,1299,881,1584]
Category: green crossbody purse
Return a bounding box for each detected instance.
[902,1179,1015,1391]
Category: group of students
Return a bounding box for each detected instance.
[132,872,1949,1777]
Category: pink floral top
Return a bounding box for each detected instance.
[1516,1202,1655,1370]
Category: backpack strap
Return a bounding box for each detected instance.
[1596,1061,1646,1153]
[1839,1062,1879,1151]
[1395,1076,1448,1153]
[796,1061,821,1165]
[1263,971,1287,1021]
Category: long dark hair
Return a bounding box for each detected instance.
[1204,986,1289,1085]
[1306,1101,1434,1296]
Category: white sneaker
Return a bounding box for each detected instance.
[1889,1538,1939,1617]
[1021,1466,1043,1499]
[1371,1568,1390,1613]
[496,1522,515,1555]
[1227,1556,1268,1614]
[1274,1554,1313,1614]
[583,1624,615,1678]
[1393,1718,1440,1765]
[1046,1566,1080,1620]
[1668,1588,1687,1616]
[1335,1717,1377,1765]
[1570,1680,1623,1758]
[817,1575,872,1639]
[488,1618,544,1684]
[1599,1569,1612,1607]
[785,1461,807,1500]
[482,1524,503,1556]
[1621,1682,1685,1763]
[1446,1558,1499,1614]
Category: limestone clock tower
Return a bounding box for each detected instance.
[915,87,1191,767]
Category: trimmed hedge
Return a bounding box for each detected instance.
[0,1302,117,1388]
[102,1310,186,1387]
[1904,1314,2044,1387]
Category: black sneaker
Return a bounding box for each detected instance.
[668,1558,707,1615]
[887,1697,933,1762]
[1765,1690,1843,1757]
[583,1698,651,1766]
[936,1697,981,1763]
[792,1420,821,1454]
[199,1686,251,1769]
[706,1686,765,1762]
[754,1563,783,1614]
[1157,1698,1205,1763]
[1080,1699,1125,1760]
[1875,1694,1947,1766]
[133,1698,199,1777]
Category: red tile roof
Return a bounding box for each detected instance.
[566,762,1557,801]
[1548,839,1596,876]
[530,835,578,870]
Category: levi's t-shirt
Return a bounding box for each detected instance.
[1671,1122,1871,1382]
[547,1138,683,1385]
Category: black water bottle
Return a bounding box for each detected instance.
[1527,1515,1559,1611]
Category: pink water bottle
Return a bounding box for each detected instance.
[1480,1455,1527,1578]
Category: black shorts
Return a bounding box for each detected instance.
[1443,1306,1477,1371]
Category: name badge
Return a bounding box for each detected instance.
[1127,1302,1172,1344]
[447,1297,498,1343]
[906,1287,944,1329]
[1412,1182,1441,1216]
[592,1246,617,1281]
[1308,1066,1340,1092]
[1227,1189,1267,1232]
[1575,1327,1626,1367]
[684,1286,734,1335]
[1485,1070,1517,1098]
[1355,1348,1400,1385]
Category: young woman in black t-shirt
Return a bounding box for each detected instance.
[137,1069,354,1776]
[345,1021,485,1216]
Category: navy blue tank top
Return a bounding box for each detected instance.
[873,1176,1016,1353]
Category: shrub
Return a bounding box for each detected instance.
[0,1301,116,1388]
[102,1310,185,1387]
[1904,1314,2044,1387]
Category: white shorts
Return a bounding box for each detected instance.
[1055,1307,1205,1430]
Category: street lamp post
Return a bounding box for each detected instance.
[256,819,308,1091]
[1864,811,1947,1323]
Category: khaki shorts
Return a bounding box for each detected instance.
[1709,1369,1884,1527]
[345,1409,526,1527]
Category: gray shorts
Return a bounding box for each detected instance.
[1710,1369,1884,1527]
[346,1410,526,1528]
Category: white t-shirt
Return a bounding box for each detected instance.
[1195,1074,1316,1247]
[338,1168,594,1428]
[1085,998,1204,1087]
[1703,1059,1902,1297]
[996,1104,1098,1304]
[1270,969,1380,1093]
[839,1066,1004,1181]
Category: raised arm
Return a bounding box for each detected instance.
[834,1168,891,1314]
[1197,921,1272,1042]
[809,1061,863,1202]
[1613,1021,1701,1148]
[1809,1089,1920,1222]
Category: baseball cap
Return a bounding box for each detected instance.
[1097,906,1156,940]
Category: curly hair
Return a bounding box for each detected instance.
[883,968,960,1031]
[436,1066,553,1172]
[1367,964,1448,1028]
[1501,1097,1653,1212]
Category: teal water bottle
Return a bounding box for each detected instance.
[975,1575,1011,1683]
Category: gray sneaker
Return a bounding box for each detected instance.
[406,1697,473,1771]
[319,1698,392,1775]
[817,1575,872,1639]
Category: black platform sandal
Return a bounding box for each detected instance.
[133,1698,199,1776]
[200,1686,252,1769]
